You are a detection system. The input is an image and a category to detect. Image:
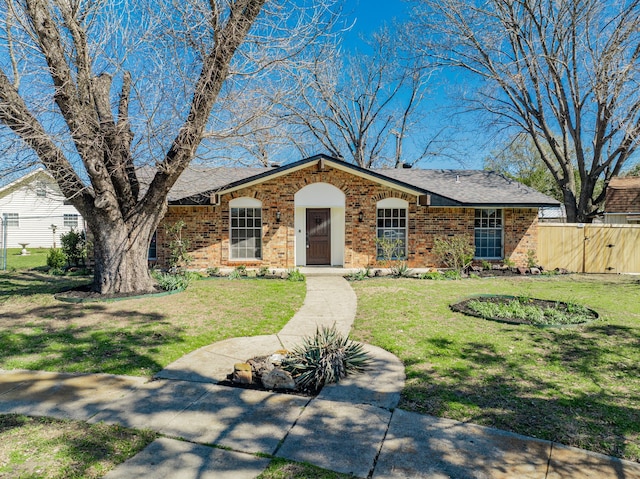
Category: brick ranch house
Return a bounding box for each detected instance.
[152,154,559,270]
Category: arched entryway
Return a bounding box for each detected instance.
[294,183,345,266]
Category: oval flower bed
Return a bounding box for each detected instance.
[450,295,598,327]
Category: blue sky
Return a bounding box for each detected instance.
[336,0,490,170]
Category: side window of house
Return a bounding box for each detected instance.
[376,198,408,260]
[230,198,262,260]
[63,214,78,228]
[148,231,157,260]
[474,209,503,259]
[36,181,47,197]
[5,213,19,227]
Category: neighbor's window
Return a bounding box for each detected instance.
[4,213,19,227]
[230,198,262,260]
[376,198,408,260]
[474,209,503,259]
[36,181,47,197]
[63,214,79,228]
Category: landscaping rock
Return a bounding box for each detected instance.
[247,357,274,377]
[269,352,287,366]
[530,267,541,275]
[233,363,252,384]
[261,369,296,390]
[517,267,528,275]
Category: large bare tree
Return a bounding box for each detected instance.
[283,29,442,168]
[413,0,640,222]
[0,0,333,294]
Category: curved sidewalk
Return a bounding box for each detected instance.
[0,273,639,478]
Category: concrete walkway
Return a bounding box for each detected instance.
[1,272,639,478]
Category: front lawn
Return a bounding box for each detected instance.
[0,414,157,479]
[350,274,640,462]
[0,272,305,376]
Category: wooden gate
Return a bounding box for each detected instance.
[538,223,640,273]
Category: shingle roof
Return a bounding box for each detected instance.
[374,168,558,206]
[605,176,640,213]
[159,155,559,207]
[168,166,272,202]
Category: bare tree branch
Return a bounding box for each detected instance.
[413,0,640,221]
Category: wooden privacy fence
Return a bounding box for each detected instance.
[537,223,640,274]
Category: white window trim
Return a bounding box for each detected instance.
[474,208,504,260]
[376,199,409,261]
[229,197,263,260]
[63,213,79,228]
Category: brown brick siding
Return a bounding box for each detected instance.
[157,164,539,269]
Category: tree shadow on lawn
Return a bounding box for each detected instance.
[402,325,640,461]
[0,303,183,376]
[0,271,90,301]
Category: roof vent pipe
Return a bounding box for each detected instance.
[456,175,460,183]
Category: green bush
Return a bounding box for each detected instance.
[391,262,412,278]
[286,268,305,282]
[206,267,220,277]
[46,247,66,270]
[228,265,248,280]
[165,220,193,272]
[282,326,370,391]
[60,228,87,267]
[346,268,371,281]
[419,271,445,280]
[432,235,475,274]
[151,270,193,291]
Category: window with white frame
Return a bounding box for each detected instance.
[63,214,79,228]
[376,198,408,260]
[36,181,47,197]
[230,198,262,260]
[4,213,19,227]
[474,209,503,259]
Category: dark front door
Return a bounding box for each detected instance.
[306,208,331,265]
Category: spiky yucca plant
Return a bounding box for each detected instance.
[282,325,371,391]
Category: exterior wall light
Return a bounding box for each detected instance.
[358,211,364,222]
[276,210,281,223]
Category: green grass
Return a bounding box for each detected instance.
[0,272,305,376]
[3,247,49,270]
[257,458,357,478]
[350,274,640,462]
[0,414,157,478]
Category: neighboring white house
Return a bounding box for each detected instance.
[0,169,84,248]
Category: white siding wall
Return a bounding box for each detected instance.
[0,176,83,248]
